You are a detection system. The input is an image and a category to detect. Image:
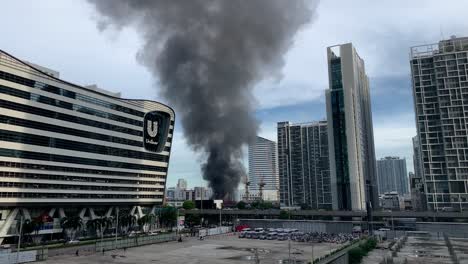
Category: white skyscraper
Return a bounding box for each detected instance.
[248,136,279,201]
[325,43,378,211]
[411,36,468,211]
[277,121,331,209]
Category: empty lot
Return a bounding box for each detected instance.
[44,234,344,264]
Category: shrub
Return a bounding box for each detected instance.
[182,200,195,210]
[349,247,366,264]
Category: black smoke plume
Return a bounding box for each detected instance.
[88,0,317,199]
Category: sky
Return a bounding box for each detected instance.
[1,0,468,188]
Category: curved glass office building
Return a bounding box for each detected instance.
[0,50,174,243]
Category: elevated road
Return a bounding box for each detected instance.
[184,209,468,220]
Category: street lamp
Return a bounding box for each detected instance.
[16,215,23,264]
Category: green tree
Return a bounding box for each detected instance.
[236,201,247,210]
[184,214,200,227]
[182,200,196,210]
[259,201,273,210]
[279,210,290,220]
[348,247,366,264]
[159,206,177,229]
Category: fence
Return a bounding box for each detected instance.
[95,233,177,252]
[199,226,231,237]
[0,248,47,264]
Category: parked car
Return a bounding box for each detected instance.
[277,233,288,241]
[267,232,277,240]
[239,231,247,238]
[251,232,261,239]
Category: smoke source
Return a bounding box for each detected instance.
[88,0,317,199]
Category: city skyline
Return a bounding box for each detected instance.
[1,1,468,188]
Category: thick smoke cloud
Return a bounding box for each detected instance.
[88,0,317,199]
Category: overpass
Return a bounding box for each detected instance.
[183,209,468,221]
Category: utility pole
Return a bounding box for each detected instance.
[176,208,179,235]
[16,215,23,264]
[219,207,222,227]
[288,238,291,263]
[311,242,314,264]
[115,207,119,250]
[100,221,104,254]
[200,184,204,227]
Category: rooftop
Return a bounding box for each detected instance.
[411,35,468,58]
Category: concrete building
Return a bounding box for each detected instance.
[165,184,212,208]
[410,36,468,211]
[325,43,378,211]
[277,121,331,209]
[376,157,409,195]
[380,192,403,211]
[248,136,279,201]
[412,136,424,180]
[0,50,175,244]
[409,172,427,211]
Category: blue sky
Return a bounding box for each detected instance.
[2,0,468,188]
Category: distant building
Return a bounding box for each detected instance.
[177,179,188,190]
[277,121,331,209]
[165,180,212,207]
[409,172,427,211]
[376,157,409,195]
[380,192,403,211]
[325,43,378,210]
[248,136,279,201]
[410,36,468,211]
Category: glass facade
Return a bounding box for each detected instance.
[0,50,174,205]
[329,57,351,210]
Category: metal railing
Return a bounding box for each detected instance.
[95,233,177,252]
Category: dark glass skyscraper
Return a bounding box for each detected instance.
[325,43,378,211]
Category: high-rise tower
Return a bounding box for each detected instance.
[325,43,378,211]
[411,36,468,211]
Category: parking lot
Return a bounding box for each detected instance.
[44,233,345,264]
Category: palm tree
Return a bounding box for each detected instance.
[18,219,34,244]
[118,214,137,235]
[86,217,113,238]
[137,214,156,233]
[60,216,83,241]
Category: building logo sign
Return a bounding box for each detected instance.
[143,111,171,153]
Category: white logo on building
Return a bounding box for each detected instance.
[147,120,158,138]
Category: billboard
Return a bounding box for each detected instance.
[143,111,171,153]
